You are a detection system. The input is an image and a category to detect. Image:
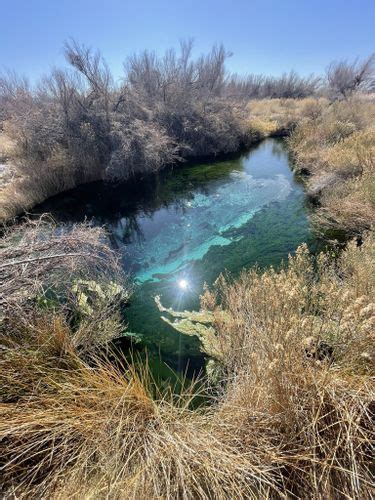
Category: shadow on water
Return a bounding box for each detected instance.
[35,138,318,382]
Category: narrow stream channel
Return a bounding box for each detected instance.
[37,138,316,379]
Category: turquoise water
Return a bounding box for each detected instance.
[38,138,314,375]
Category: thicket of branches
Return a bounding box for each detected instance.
[226,70,321,99]
[327,54,375,99]
[226,54,375,100]
[0,41,251,188]
[0,218,131,351]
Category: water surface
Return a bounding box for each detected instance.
[38,139,314,375]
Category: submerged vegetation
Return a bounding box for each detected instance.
[0,42,374,498]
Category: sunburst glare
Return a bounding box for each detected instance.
[178,278,189,290]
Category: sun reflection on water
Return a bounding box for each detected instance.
[178,278,189,290]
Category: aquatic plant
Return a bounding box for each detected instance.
[155,294,221,359]
[71,279,130,317]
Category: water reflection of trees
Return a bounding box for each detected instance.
[40,151,245,245]
[243,137,287,163]
[112,217,145,246]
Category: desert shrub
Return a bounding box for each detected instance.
[326,54,375,99]
[2,44,374,223]
[0,41,252,220]
[202,236,374,372]
[212,236,374,497]
[159,99,248,158]
[227,71,321,99]
[107,118,178,179]
[161,235,374,497]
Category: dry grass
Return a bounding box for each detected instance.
[288,96,375,235]
[200,235,374,497]
[1,316,276,499]
[0,132,14,162]
[1,232,374,498]
[202,235,374,374]
[247,97,328,139]
[0,142,104,222]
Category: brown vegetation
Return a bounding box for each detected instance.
[1,46,374,224]
[327,54,375,99]
[0,42,252,221]
[226,70,321,99]
[245,97,328,139]
[0,133,14,162]
[1,227,374,498]
[288,96,375,235]
[0,219,130,349]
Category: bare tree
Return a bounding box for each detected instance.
[326,54,375,99]
[0,70,31,123]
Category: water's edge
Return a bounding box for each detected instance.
[35,138,316,380]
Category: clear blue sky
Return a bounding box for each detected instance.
[1,0,374,81]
